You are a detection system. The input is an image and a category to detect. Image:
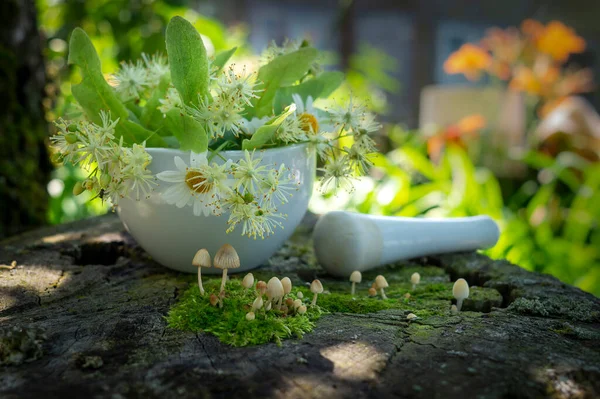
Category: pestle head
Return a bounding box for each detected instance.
[312,211,383,277]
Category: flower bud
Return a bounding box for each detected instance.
[65,133,78,144]
[72,181,85,196]
[67,123,78,132]
[100,173,111,188]
[51,152,63,163]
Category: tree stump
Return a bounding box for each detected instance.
[1,214,599,398]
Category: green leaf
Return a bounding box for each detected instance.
[140,73,171,130]
[273,71,344,113]
[68,28,129,123]
[241,105,297,150]
[251,47,319,118]
[212,47,237,74]
[164,109,208,153]
[68,28,160,146]
[166,16,209,107]
[119,120,166,148]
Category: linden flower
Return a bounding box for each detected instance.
[217,65,261,107]
[156,152,230,216]
[443,44,492,81]
[142,53,169,82]
[328,97,368,133]
[159,87,182,114]
[259,164,297,205]
[319,154,355,193]
[536,21,585,62]
[231,150,269,194]
[276,116,306,144]
[188,95,244,138]
[226,201,285,239]
[111,60,149,101]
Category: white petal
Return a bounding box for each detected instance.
[190,151,208,167]
[156,170,185,183]
[174,156,187,172]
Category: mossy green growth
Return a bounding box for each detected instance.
[167,278,321,347]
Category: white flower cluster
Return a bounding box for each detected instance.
[156,150,297,239]
[186,65,261,139]
[110,54,169,102]
[50,111,155,204]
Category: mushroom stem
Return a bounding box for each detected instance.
[197,267,204,296]
[380,288,387,300]
[456,298,464,311]
[220,268,228,292]
[351,282,356,296]
[412,283,416,291]
[312,292,318,306]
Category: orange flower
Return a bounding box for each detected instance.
[536,21,585,62]
[444,44,492,81]
[427,114,486,162]
[554,68,594,97]
[509,58,560,97]
[521,19,544,40]
[481,27,522,79]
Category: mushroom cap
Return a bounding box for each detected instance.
[246,312,255,321]
[242,273,254,288]
[410,272,420,285]
[214,244,240,270]
[452,278,470,300]
[256,280,267,295]
[310,279,324,294]
[406,313,418,320]
[368,287,377,296]
[297,291,304,299]
[375,275,388,289]
[192,248,211,268]
[350,270,362,283]
[267,277,284,299]
[281,277,292,294]
[298,305,307,314]
[293,299,302,309]
[265,301,272,311]
[252,296,263,310]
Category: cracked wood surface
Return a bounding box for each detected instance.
[0,214,599,399]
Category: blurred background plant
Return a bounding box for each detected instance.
[30,0,600,296]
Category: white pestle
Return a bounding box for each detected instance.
[313,211,500,277]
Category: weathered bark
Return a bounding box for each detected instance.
[0,0,51,239]
[0,214,599,399]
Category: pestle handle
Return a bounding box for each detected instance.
[312,211,500,277]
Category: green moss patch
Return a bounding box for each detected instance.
[167,278,321,347]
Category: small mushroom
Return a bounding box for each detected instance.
[252,296,263,311]
[404,293,411,300]
[375,275,389,299]
[285,298,294,308]
[267,277,284,309]
[296,291,304,299]
[368,287,377,297]
[452,278,469,311]
[214,244,240,292]
[450,304,458,314]
[297,305,307,314]
[256,281,267,296]
[410,272,420,290]
[242,273,254,290]
[281,277,292,296]
[209,294,219,307]
[406,313,418,321]
[280,305,289,314]
[246,312,255,321]
[349,271,362,295]
[293,299,302,309]
[192,249,211,296]
[310,279,323,306]
[265,301,272,311]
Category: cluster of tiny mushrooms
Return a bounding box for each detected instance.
[192,244,323,321]
[191,244,471,322]
[350,271,470,319]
